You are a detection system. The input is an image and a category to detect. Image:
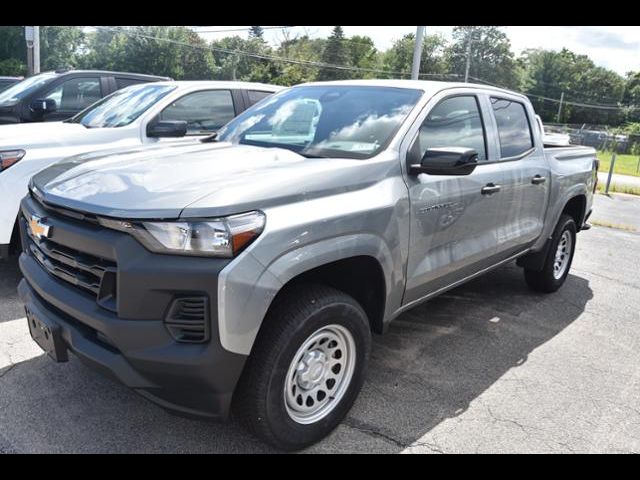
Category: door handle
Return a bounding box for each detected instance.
[481,183,501,195]
[531,175,547,185]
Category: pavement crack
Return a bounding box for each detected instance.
[343,418,446,453]
[343,418,407,449]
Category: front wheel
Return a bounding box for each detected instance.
[524,214,577,293]
[234,284,371,451]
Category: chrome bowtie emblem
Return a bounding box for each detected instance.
[29,215,51,240]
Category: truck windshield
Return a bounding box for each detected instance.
[216,85,423,159]
[68,83,176,128]
[0,72,57,104]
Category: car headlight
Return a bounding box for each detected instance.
[0,149,26,172]
[102,211,266,258]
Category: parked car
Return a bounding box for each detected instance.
[0,69,170,124]
[0,81,282,259]
[0,76,23,93]
[17,80,597,450]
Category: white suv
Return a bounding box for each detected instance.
[0,81,281,259]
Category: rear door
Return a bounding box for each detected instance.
[402,89,506,305]
[486,95,550,259]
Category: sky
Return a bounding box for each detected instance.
[194,26,640,76]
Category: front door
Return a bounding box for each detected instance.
[403,93,505,305]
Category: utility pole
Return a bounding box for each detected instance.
[33,26,40,75]
[25,26,40,76]
[464,27,473,83]
[411,26,425,80]
[557,91,565,123]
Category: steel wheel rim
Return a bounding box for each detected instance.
[284,324,356,425]
[553,230,572,279]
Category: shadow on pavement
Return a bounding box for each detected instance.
[0,262,592,453]
[0,255,24,324]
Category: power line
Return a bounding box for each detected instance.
[91,26,456,80]
[192,26,294,34]
[469,76,640,111]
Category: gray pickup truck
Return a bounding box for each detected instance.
[18,80,597,450]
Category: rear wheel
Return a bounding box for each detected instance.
[524,214,577,293]
[234,284,371,451]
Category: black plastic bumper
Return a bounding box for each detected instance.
[18,196,248,420]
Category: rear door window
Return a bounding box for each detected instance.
[490,97,534,158]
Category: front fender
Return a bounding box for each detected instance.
[217,233,399,356]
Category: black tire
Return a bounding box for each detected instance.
[233,284,371,451]
[524,214,577,293]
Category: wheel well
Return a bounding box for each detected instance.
[562,195,586,229]
[270,256,386,334]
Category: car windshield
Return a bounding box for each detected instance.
[0,72,57,104]
[68,83,176,128]
[216,85,424,159]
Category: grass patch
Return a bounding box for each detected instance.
[597,151,640,178]
[596,183,640,196]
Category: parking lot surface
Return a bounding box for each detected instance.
[1,196,639,453]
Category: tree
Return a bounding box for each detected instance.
[39,26,86,70]
[446,26,520,88]
[249,26,264,39]
[382,33,448,79]
[317,26,351,81]
[274,35,326,85]
[210,35,276,83]
[521,48,626,125]
[623,72,640,123]
[346,36,379,78]
[82,27,216,80]
[0,26,27,75]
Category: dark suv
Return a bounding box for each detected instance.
[0,69,171,124]
[0,76,23,92]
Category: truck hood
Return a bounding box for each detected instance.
[0,121,88,147]
[32,142,391,219]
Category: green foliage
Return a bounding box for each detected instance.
[0,27,26,75]
[0,58,26,76]
[382,33,448,79]
[317,26,352,81]
[273,36,326,86]
[39,26,85,70]
[81,27,216,80]
[249,26,264,39]
[446,26,520,88]
[521,48,626,125]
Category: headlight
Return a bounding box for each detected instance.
[103,211,266,258]
[0,150,26,171]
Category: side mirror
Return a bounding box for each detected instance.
[147,120,188,138]
[410,147,479,176]
[30,98,57,115]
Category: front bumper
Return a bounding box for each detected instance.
[18,195,247,420]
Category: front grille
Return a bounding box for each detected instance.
[165,297,210,343]
[24,216,118,313]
